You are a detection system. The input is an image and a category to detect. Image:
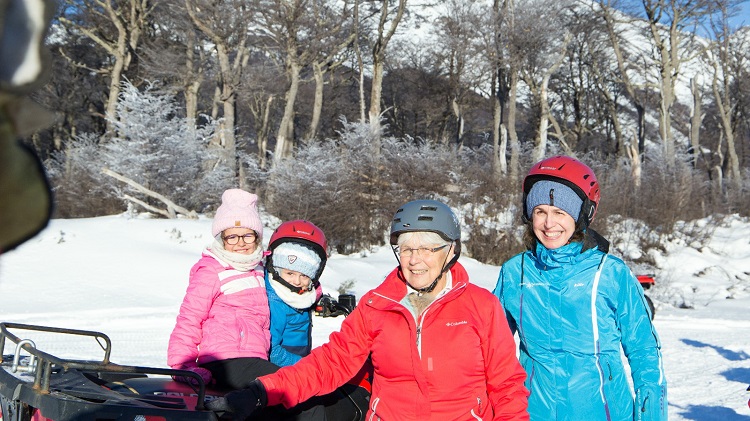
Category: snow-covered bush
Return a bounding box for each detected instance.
[49,80,235,216]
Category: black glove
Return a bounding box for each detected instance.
[207,379,268,420]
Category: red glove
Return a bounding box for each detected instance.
[172,365,213,386]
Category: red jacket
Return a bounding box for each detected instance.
[260,262,529,420]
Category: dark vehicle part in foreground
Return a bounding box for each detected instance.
[1,296,368,421]
[315,293,356,318]
[0,322,223,421]
[636,274,656,320]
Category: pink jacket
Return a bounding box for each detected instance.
[260,262,529,420]
[168,251,270,368]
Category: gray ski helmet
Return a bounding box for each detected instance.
[389,200,461,246]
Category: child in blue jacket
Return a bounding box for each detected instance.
[265,220,327,367]
[264,220,372,421]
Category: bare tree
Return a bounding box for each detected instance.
[704,0,747,188]
[58,0,155,136]
[253,0,353,163]
[513,0,573,162]
[368,0,407,146]
[552,5,616,155]
[590,0,667,178]
[141,0,206,131]
[429,0,484,148]
[304,12,356,142]
[641,0,711,165]
[184,0,254,176]
[476,0,522,179]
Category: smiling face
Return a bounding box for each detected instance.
[278,268,312,290]
[531,204,577,250]
[221,227,258,254]
[397,232,454,291]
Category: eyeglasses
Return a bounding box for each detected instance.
[223,233,257,245]
[395,244,448,257]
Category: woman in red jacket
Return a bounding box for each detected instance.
[210,199,529,420]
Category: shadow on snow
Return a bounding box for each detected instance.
[681,339,750,361]
[677,405,750,421]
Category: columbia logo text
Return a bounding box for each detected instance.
[446,321,468,327]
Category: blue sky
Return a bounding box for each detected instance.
[736,1,750,26]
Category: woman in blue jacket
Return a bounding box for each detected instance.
[493,156,667,421]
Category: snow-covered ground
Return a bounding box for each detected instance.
[1,214,749,420]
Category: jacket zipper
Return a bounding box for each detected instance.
[373,284,465,357]
[416,325,422,352]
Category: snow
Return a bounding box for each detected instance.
[1,214,749,419]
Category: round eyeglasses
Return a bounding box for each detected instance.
[223,233,257,245]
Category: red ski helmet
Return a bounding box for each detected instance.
[523,156,600,224]
[268,220,328,282]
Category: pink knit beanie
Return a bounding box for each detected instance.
[211,189,264,239]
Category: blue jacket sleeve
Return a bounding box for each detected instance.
[614,264,668,421]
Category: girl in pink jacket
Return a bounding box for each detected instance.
[167,189,277,389]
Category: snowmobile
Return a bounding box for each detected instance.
[636,274,657,319]
[0,295,368,421]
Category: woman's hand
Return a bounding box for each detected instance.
[207,379,267,420]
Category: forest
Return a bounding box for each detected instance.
[22,0,750,264]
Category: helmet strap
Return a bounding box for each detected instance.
[268,262,317,295]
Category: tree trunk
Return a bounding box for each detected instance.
[626,141,642,188]
[534,75,551,162]
[492,94,502,177]
[368,0,407,147]
[598,2,647,157]
[215,43,238,174]
[710,61,741,187]
[451,98,464,149]
[508,66,520,181]
[354,0,366,123]
[101,168,198,219]
[690,77,702,167]
[275,58,302,162]
[368,59,385,143]
[532,34,569,162]
[209,85,219,121]
[104,41,127,137]
[307,62,325,142]
[257,95,274,169]
[184,30,203,134]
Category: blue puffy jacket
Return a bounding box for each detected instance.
[266,274,313,367]
[493,232,667,421]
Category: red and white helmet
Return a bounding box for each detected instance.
[268,220,328,282]
[523,155,601,224]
